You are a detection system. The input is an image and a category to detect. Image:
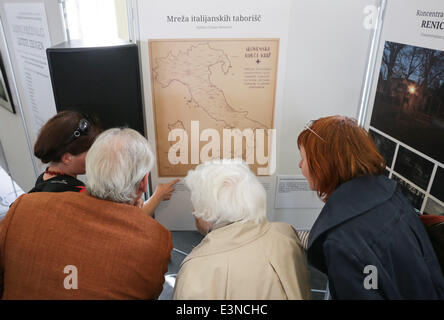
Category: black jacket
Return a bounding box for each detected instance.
[307,175,444,300]
[28,173,85,193]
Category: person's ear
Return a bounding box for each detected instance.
[138,173,149,194]
[61,152,73,165]
[194,216,212,236]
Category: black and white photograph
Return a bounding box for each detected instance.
[391,174,425,211]
[430,166,444,203]
[423,197,444,216]
[393,146,434,191]
[370,41,444,164]
[369,129,397,167]
[0,53,14,114]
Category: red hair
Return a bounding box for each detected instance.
[297,115,385,201]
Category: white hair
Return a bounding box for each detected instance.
[184,159,266,225]
[86,128,154,203]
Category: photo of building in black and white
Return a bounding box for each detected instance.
[424,197,444,216]
[393,146,434,191]
[369,129,397,168]
[392,174,425,211]
[431,166,444,203]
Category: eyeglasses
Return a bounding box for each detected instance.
[65,118,90,145]
[304,120,325,142]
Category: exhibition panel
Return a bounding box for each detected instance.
[0,0,66,190]
[135,0,294,229]
[364,0,444,215]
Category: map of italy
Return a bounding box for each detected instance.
[149,39,279,176]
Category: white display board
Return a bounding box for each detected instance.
[363,0,444,215]
[0,0,66,190]
[135,0,292,230]
[3,2,56,148]
[275,175,323,209]
[0,15,36,191]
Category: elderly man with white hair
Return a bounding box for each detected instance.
[173,159,311,300]
[0,128,173,299]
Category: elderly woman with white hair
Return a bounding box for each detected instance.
[173,159,311,300]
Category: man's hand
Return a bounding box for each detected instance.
[140,178,180,217]
[154,178,180,201]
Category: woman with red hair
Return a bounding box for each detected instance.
[298,115,444,299]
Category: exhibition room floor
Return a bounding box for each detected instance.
[0,166,328,300]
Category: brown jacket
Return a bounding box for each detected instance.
[173,220,311,300]
[0,192,172,299]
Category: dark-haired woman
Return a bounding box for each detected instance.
[298,115,444,299]
[29,110,101,193]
